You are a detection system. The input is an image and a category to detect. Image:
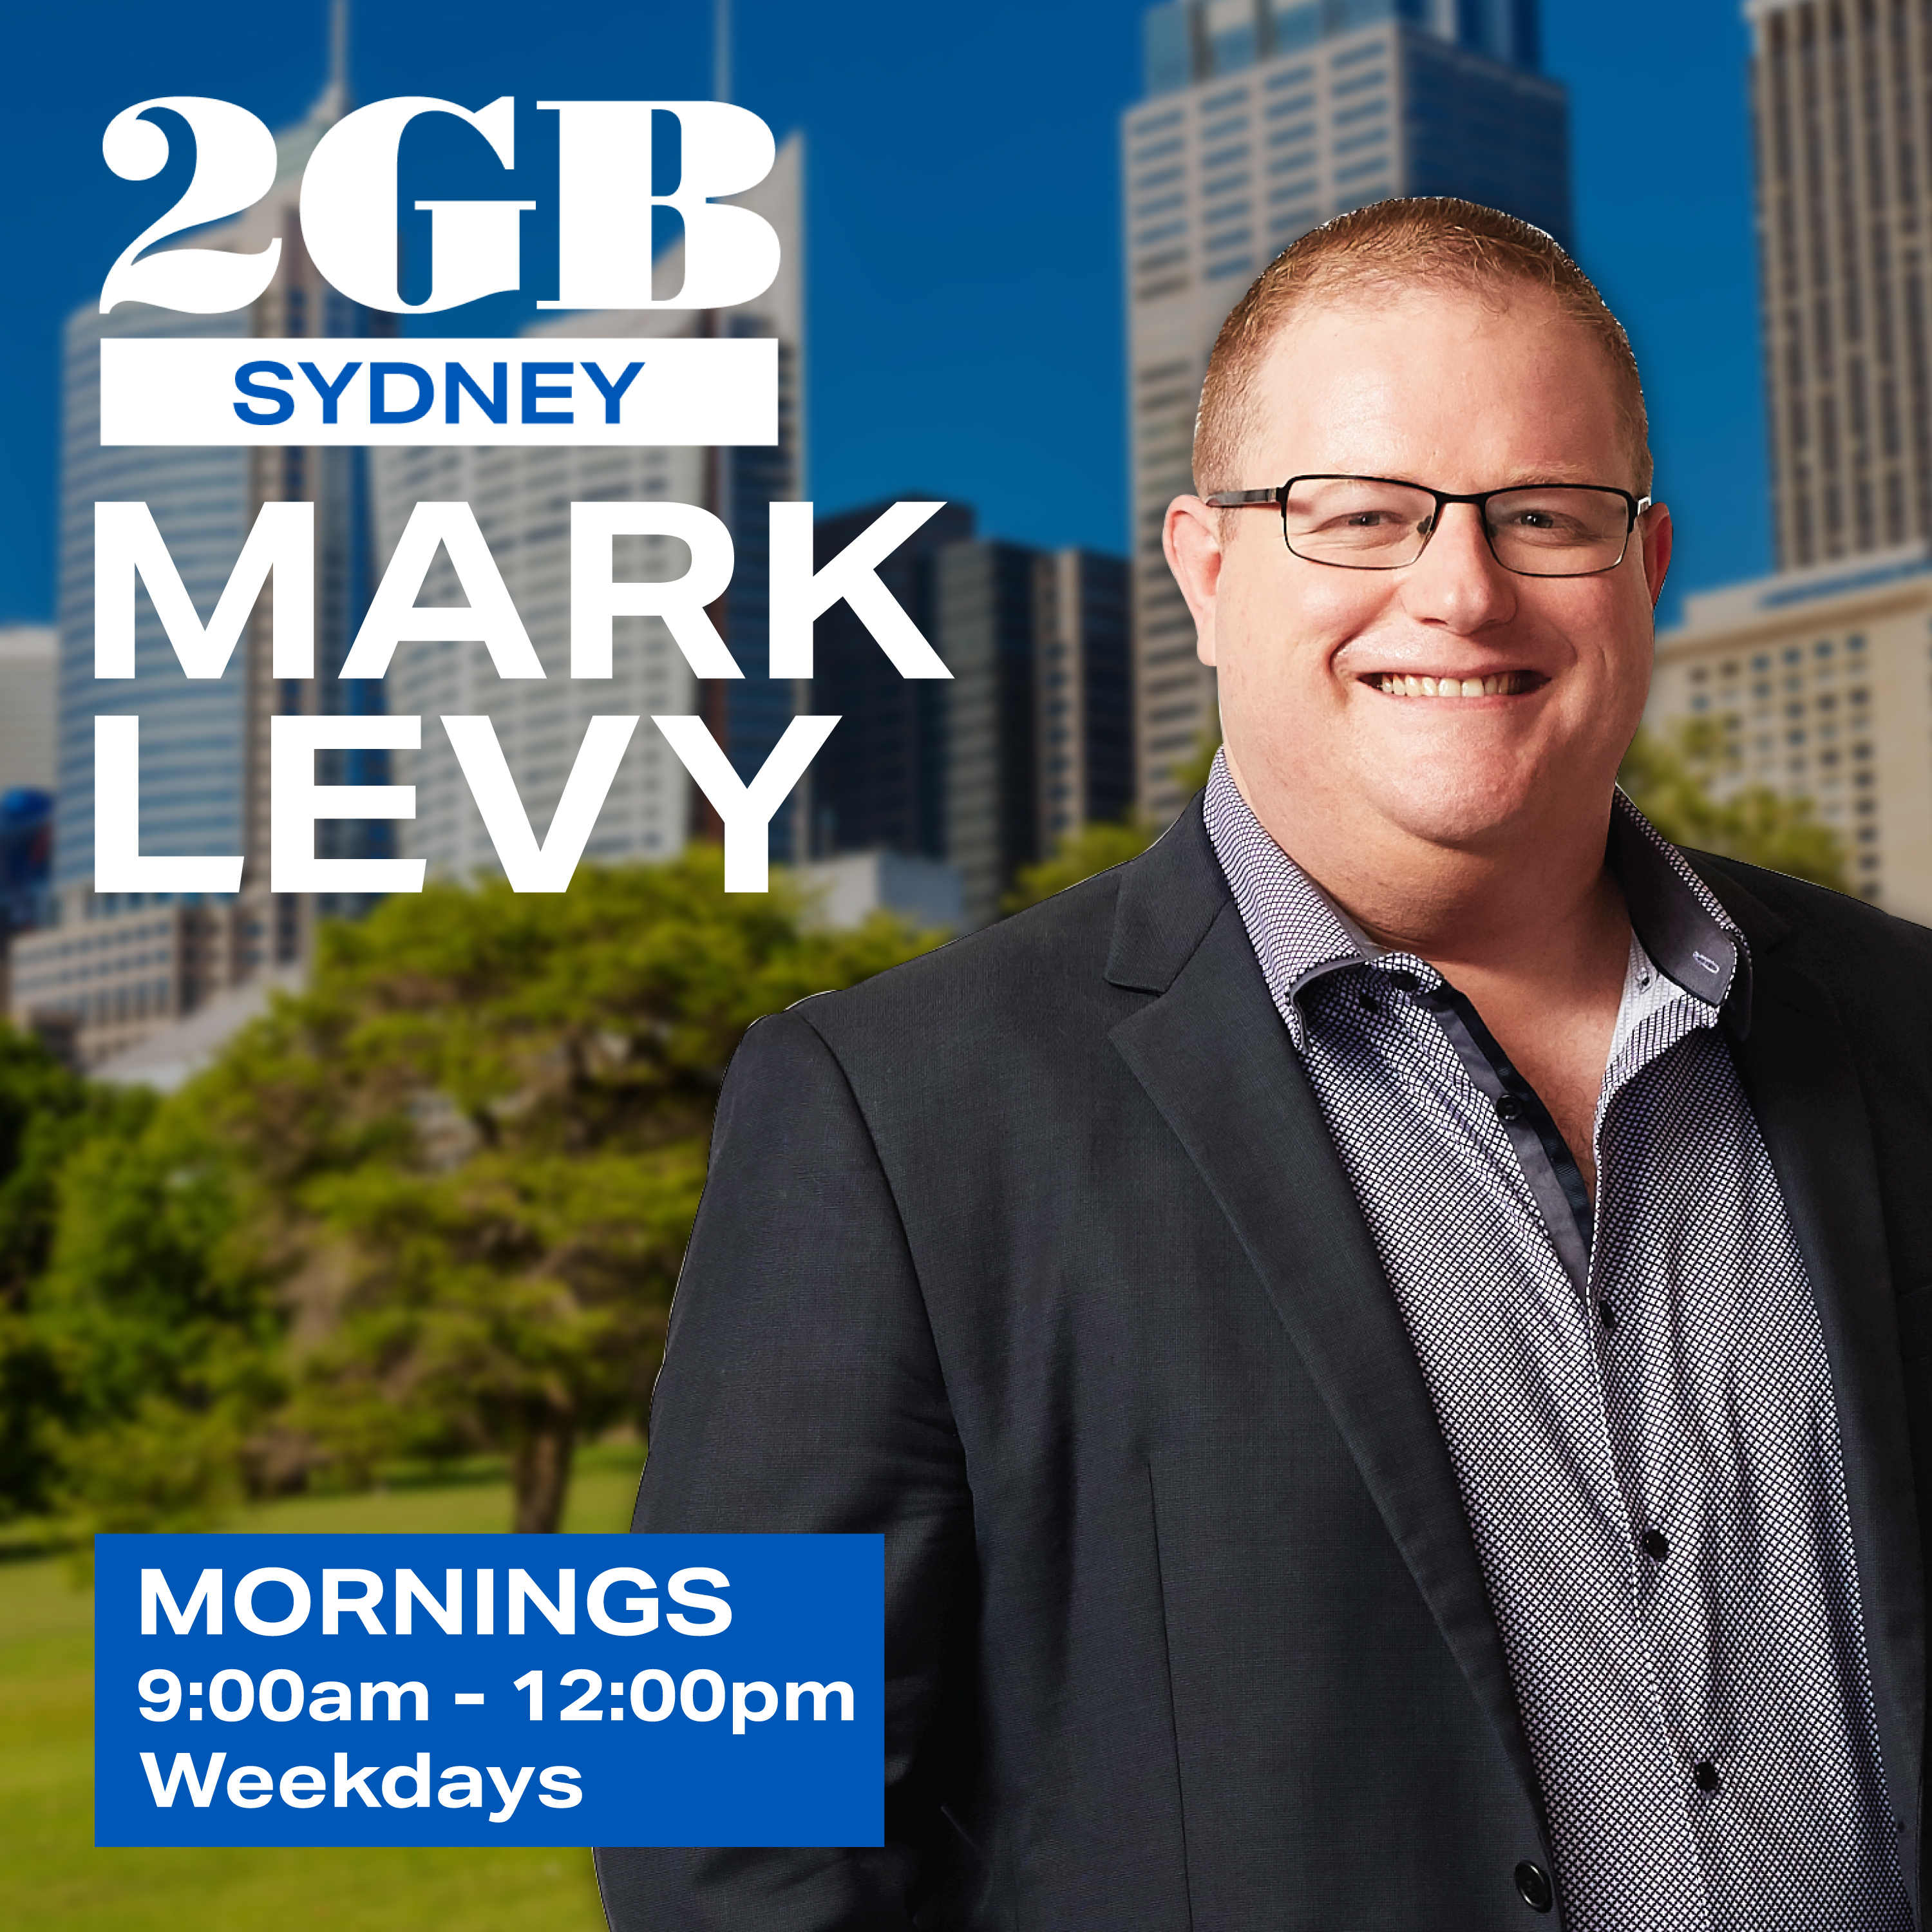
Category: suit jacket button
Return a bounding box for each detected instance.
[1514,1861,1553,1912]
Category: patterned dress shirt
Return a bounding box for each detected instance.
[1204,753,1909,1931]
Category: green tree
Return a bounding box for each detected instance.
[1619,719,1850,891]
[187,849,938,1532]
[0,1027,147,1521]
[31,1084,280,1533]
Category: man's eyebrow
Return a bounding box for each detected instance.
[1494,466,1608,487]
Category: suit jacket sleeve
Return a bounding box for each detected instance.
[595,1007,978,1932]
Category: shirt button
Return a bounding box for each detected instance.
[1494,1094,1524,1122]
[1692,1761,1721,1792]
[1642,1528,1671,1560]
[1389,969,1421,993]
[1597,1300,1617,1331]
[1513,1861,1554,1912]
[1357,988,1379,1013]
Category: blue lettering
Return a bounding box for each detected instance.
[522,361,574,424]
[298,360,363,425]
[370,362,434,426]
[582,361,644,426]
[446,361,508,426]
[233,361,295,427]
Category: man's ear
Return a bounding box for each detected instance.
[1164,495,1227,667]
[1642,500,1673,610]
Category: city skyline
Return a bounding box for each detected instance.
[3,1,1764,634]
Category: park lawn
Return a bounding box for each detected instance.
[0,1444,646,1932]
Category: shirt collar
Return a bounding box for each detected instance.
[1201,750,1754,1048]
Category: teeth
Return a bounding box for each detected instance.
[1375,671,1529,697]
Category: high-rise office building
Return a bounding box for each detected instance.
[1646,546,1932,919]
[13,59,383,1066]
[1036,549,1133,848]
[1125,0,1569,819]
[1639,0,1932,920]
[374,135,805,883]
[802,498,976,864]
[0,625,57,969]
[0,627,57,799]
[804,508,1133,929]
[1747,0,1932,567]
[936,540,1046,929]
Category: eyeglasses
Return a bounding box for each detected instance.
[1203,474,1652,578]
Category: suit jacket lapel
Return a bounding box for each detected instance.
[1701,865,1926,1911]
[1106,810,1548,1828]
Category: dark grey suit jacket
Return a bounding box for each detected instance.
[596,799,1932,1931]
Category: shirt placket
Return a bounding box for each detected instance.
[1352,958,1716,1924]
[1392,954,1728,1926]
[1589,996,1733,1893]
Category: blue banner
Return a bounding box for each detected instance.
[94,1534,882,1848]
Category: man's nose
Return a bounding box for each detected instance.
[1399,501,1517,632]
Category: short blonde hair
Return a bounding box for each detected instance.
[1193,196,1651,497]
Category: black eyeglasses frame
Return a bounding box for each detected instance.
[1202,474,1653,578]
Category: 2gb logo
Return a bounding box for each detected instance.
[99,95,781,317]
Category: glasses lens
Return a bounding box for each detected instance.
[1283,477,1437,567]
[1484,488,1631,576]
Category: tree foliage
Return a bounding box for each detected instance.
[182,850,934,1531]
[3,853,936,1537]
[1618,719,1850,892]
[0,1030,149,1521]
[32,1086,279,1533]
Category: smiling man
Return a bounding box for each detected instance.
[598,201,1931,1932]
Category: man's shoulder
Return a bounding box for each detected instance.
[796,859,1132,1048]
[783,806,1230,1069]
[1685,850,1924,954]
[1683,846,1932,988]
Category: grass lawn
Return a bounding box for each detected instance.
[0,1444,647,1931]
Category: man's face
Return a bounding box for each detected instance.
[1170,285,1671,858]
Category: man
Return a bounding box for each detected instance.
[597,200,1932,1930]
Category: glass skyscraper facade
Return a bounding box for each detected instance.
[1125,0,1569,819]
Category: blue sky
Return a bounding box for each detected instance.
[0,0,1761,629]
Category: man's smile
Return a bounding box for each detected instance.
[1363,670,1546,699]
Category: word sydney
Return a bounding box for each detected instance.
[97,95,781,446]
[95,497,949,895]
